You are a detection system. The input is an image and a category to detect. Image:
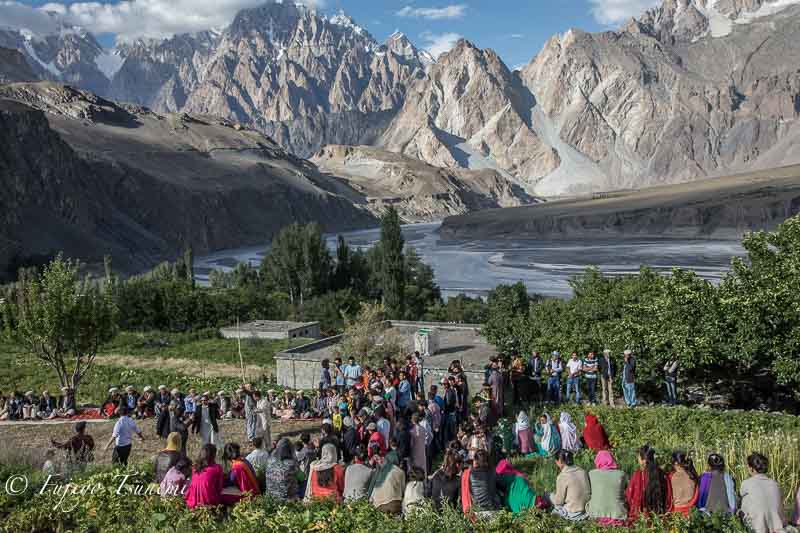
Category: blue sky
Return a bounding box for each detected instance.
[3,1,658,68]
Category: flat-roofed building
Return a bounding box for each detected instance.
[220,320,321,341]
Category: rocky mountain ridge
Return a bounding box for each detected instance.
[2,0,800,199]
[0,82,376,280]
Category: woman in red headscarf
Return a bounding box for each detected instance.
[583,414,611,451]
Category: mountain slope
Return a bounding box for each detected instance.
[311,145,534,222]
[0,47,37,83]
[0,82,375,279]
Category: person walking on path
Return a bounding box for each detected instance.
[105,406,145,466]
[599,350,616,407]
[621,351,637,408]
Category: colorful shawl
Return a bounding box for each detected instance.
[583,414,611,451]
[231,459,261,496]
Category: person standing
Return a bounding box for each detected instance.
[409,413,429,475]
[599,350,616,407]
[255,390,272,446]
[546,352,563,404]
[343,357,362,388]
[664,359,679,406]
[582,352,599,405]
[621,350,637,408]
[528,351,544,403]
[320,359,332,393]
[566,352,583,404]
[192,393,223,447]
[105,406,144,466]
[243,384,259,443]
[487,358,505,420]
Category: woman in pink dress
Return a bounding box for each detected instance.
[185,444,224,509]
[514,411,534,455]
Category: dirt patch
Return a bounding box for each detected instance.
[95,354,274,381]
[0,418,319,468]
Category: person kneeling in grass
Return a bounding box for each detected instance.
[587,451,627,526]
[667,451,699,516]
[697,453,737,515]
[740,452,786,533]
[185,443,223,508]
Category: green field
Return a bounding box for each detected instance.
[0,330,306,403]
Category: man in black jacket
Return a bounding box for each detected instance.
[598,349,616,407]
[37,390,57,419]
[191,393,220,445]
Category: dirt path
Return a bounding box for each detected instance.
[0,418,318,468]
[94,354,274,381]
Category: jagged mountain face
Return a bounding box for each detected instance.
[0,82,376,279]
[520,0,800,194]
[379,40,560,190]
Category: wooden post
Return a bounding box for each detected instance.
[237,316,246,383]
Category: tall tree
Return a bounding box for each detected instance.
[379,206,405,318]
[261,223,332,306]
[2,256,118,397]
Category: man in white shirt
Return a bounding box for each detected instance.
[565,352,583,404]
[104,406,144,466]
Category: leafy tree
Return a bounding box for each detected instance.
[209,263,260,290]
[261,223,332,306]
[379,207,405,318]
[335,302,407,367]
[425,294,488,324]
[404,248,441,320]
[483,282,530,354]
[720,216,800,386]
[2,256,118,396]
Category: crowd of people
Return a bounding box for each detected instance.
[27,350,800,532]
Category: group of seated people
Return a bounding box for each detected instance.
[0,387,76,420]
[147,410,796,533]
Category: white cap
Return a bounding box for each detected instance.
[108,387,118,394]
[158,385,167,390]
[603,349,611,354]
[623,350,633,355]
[217,391,225,396]
[143,386,153,392]
[25,390,34,396]
[171,388,179,395]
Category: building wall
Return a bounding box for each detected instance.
[276,357,321,390]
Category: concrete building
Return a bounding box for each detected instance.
[220,320,321,341]
[275,321,497,392]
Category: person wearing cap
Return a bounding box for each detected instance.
[20,390,37,420]
[101,388,122,419]
[155,386,171,417]
[622,350,637,407]
[546,352,564,404]
[599,350,616,407]
[192,393,223,447]
[53,387,76,419]
[137,387,156,419]
[36,389,57,420]
[105,406,144,466]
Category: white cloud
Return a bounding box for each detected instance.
[397,4,467,20]
[420,31,462,58]
[509,33,525,39]
[0,0,326,43]
[588,0,661,25]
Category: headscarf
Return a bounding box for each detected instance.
[367,450,400,497]
[539,413,553,452]
[495,458,528,479]
[559,412,579,451]
[594,450,618,471]
[165,432,182,452]
[516,411,530,431]
[583,414,611,451]
[311,443,338,472]
[274,438,295,462]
